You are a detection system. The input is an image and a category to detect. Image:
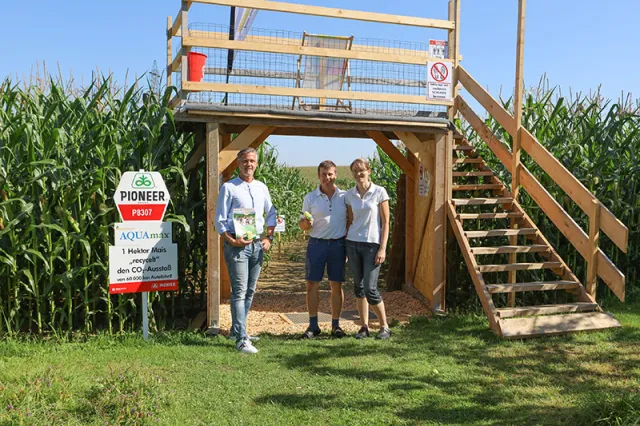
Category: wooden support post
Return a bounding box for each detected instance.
[405,151,418,287]
[206,123,221,334]
[219,132,232,301]
[508,0,526,307]
[367,131,413,175]
[586,199,601,297]
[432,134,447,310]
[180,1,190,103]
[167,17,173,87]
[443,0,460,311]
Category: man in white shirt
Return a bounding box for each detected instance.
[215,147,276,354]
[299,160,347,339]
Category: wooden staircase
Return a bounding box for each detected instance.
[447,140,621,338]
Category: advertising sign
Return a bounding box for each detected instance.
[109,244,178,294]
[114,171,170,221]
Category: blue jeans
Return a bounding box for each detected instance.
[224,240,263,344]
[345,240,382,305]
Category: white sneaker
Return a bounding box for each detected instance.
[228,334,260,342]
[237,341,259,354]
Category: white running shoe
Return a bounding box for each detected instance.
[237,341,259,354]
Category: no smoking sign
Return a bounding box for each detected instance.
[427,61,452,101]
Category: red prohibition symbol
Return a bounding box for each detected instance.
[431,62,448,82]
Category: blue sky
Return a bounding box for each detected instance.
[2,1,638,167]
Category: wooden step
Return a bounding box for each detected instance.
[452,197,513,206]
[458,212,524,220]
[453,145,474,151]
[452,171,494,177]
[500,312,621,339]
[465,228,537,238]
[486,280,579,293]
[497,302,599,319]
[452,184,504,191]
[453,158,483,164]
[477,262,562,272]
[471,245,549,254]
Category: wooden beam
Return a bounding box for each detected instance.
[196,32,434,63]
[458,66,516,136]
[183,36,449,66]
[180,1,190,100]
[191,0,456,29]
[219,132,232,301]
[184,136,206,176]
[222,129,271,176]
[405,152,418,287]
[206,123,221,333]
[586,200,601,297]
[456,96,512,169]
[432,134,447,310]
[167,17,173,87]
[182,81,453,107]
[508,0,527,308]
[168,7,183,37]
[204,66,426,88]
[170,52,182,74]
[367,131,413,175]
[218,125,275,171]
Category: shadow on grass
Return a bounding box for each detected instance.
[258,313,640,425]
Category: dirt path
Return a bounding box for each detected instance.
[218,240,430,336]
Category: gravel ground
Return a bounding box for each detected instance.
[218,240,431,336]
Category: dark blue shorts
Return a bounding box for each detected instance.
[305,237,346,283]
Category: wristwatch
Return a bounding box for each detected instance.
[267,235,274,241]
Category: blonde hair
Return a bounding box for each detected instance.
[350,158,370,172]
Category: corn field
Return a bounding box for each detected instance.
[1,74,637,335]
[0,77,310,336]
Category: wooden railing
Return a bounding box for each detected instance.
[166,0,457,109]
[456,66,629,301]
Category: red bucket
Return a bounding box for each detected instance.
[187,52,207,82]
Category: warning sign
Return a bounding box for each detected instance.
[427,61,453,101]
[429,40,448,59]
[418,164,429,197]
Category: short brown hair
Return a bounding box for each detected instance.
[350,158,370,172]
[317,160,337,174]
[237,147,257,160]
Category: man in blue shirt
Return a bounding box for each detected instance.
[215,147,276,354]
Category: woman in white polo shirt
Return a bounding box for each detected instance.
[345,158,391,340]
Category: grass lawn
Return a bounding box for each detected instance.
[1,302,639,425]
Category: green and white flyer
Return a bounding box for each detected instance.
[233,208,258,240]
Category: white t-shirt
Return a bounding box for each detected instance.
[301,186,347,239]
[345,183,390,244]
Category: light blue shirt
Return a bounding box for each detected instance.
[215,177,277,236]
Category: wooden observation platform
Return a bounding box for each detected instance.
[167,0,629,338]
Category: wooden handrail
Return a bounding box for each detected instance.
[190,0,456,30]
[182,36,445,66]
[458,65,629,253]
[182,81,454,107]
[456,94,626,301]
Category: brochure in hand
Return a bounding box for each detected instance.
[233,208,258,240]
